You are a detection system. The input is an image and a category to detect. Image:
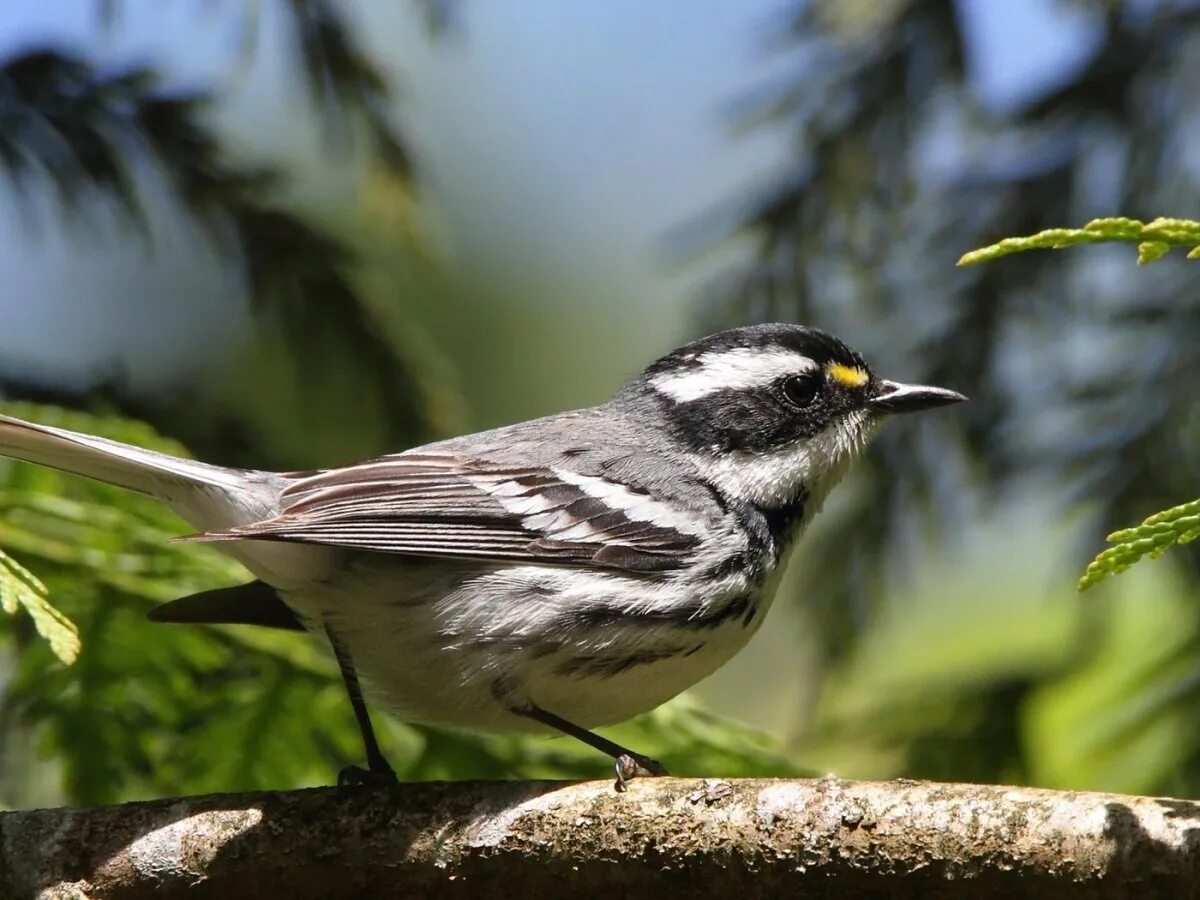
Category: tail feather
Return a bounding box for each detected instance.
[0,413,331,587]
[0,413,249,496]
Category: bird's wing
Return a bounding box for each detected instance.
[186,452,706,573]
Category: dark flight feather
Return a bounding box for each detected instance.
[148,580,304,631]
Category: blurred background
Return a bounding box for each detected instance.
[2,0,1199,808]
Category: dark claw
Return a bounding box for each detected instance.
[337,764,398,789]
[613,753,669,792]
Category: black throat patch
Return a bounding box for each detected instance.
[741,487,810,565]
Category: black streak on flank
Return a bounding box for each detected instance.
[702,552,746,582]
[556,646,683,679]
[459,635,561,659]
[560,593,757,633]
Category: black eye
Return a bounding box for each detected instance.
[781,374,820,408]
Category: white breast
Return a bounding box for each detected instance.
[282,519,791,733]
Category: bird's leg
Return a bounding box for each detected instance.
[514,702,669,792]
[325,625,397,787]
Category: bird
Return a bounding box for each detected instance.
[0,324,963,788]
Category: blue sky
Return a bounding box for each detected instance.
[0,0,1104,413]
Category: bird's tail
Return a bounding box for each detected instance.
[0,413,274,526]
[0,413,334,590]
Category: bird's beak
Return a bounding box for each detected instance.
[868,380,967,414]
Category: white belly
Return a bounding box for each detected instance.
[279,553,776,733]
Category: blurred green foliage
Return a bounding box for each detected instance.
[790,510,1198,796]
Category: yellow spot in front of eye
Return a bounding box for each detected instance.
[827,363,869,389]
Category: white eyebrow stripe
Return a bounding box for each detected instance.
[650,348,818,402]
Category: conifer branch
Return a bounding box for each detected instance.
[958,217,1200,267]
[1080,498,1200,591]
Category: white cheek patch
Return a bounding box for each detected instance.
[650,348,817,402]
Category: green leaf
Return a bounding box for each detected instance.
[1079,498,1200,591]
[0,548,80,664]
[1136,241,1171,265]
[958,217,1200,267]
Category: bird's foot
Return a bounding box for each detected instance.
[613,753,669,792]
[337,763,398,789]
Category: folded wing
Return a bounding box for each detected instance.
[186,453,704,574]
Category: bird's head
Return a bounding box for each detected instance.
[624,323,964,517]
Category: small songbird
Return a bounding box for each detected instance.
[0,324,963,787]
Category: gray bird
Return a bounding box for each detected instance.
[0,324,963,787]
